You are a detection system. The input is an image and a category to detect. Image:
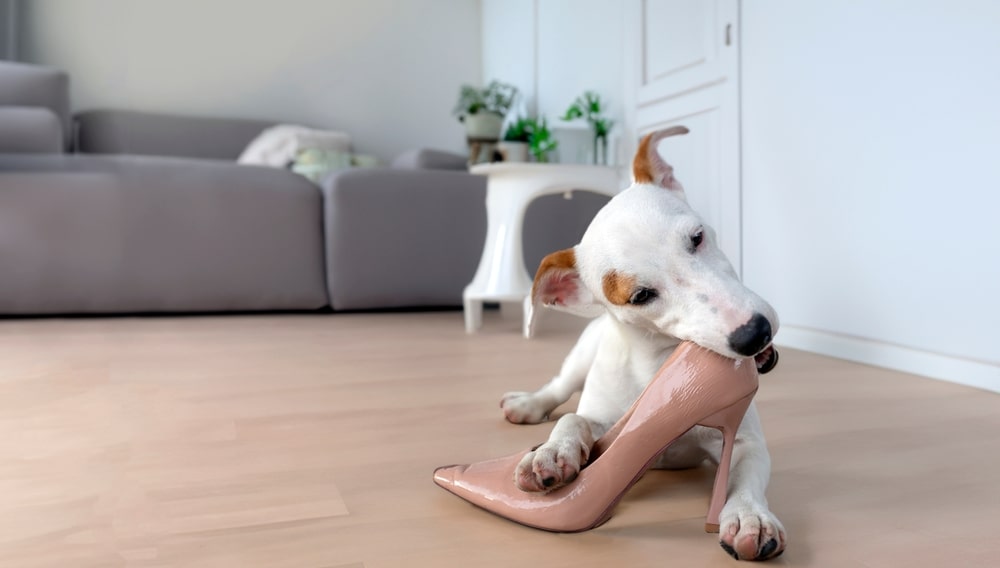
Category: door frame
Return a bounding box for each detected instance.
[622,0,743,276]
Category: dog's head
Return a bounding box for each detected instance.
[529,126,779,368]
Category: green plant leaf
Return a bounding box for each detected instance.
[454,80,520,121]
[503,116,536,142]
[561,104,584,121]
[528,117,558,161]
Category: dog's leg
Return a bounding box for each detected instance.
[513,345,630,492]
[513,412,594,491]
[703,403,787,561]
[501,316,604,424]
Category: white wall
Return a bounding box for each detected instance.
[481,0,535,116]
[534,0,623,126]
[481,0,625,163]
[17,0,481,162]
[742,1,1000,390]
[0,0,16,60]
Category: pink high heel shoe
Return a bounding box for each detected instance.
[434,341,758,533]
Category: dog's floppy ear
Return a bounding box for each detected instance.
[632,126,689,191]
[525,247,604,337]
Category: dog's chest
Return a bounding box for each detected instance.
[615,347,678,409]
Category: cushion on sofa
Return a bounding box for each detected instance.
[0,107,63,153]
[238,124,352,168]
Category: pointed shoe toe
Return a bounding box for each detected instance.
[433,464,464,489]
[433,449,609,533]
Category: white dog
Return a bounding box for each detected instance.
[500,126,786,561]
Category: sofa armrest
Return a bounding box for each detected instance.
[0,61,71,150]
[321,168,486,310]
[74,109,277,160]
[0,107,63,153]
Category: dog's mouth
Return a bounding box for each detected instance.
[754,344,779,374]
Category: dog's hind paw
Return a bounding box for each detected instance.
[719,501,786,561]
[501,391,555,424]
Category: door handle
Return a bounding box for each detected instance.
[725,23,732,46]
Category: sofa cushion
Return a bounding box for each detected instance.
[0,107,63,153]
[0,153,328,314]
[321,167,486,310]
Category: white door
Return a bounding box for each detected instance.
[624,0,742,274]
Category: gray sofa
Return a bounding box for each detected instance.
[0,152,328,313]
[0,60,607,315]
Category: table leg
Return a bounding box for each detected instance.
[462,177,535,334]
[463,297,483,334]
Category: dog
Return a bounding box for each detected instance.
[500,126,786,561]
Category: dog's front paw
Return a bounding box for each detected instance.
[719,500,786,561]
[501,391,555,424]
[513,438,589,492]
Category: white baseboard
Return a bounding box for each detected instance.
[775,326,1000,394]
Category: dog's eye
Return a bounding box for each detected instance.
[690,229,704,251]
[628,287,658,306]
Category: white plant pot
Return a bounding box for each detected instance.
[463,112,504,140]
[497,141,529,162]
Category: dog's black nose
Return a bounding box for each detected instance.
[728,313,773,357]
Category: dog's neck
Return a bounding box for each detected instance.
[606,315,682,363]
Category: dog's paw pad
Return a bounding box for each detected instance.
[719,505,786,561]
[513,440,588,492]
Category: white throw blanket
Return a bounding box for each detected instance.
[237,124,351,168]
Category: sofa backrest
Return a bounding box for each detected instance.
[0,61,71,152]
[75,109,276,161]
[391,148,468,171]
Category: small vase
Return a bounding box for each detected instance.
[592,135,609,165]
[463,112,504,140]
[498,141,529,162]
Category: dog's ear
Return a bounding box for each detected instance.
[632,126,690,191]
[525,248,604,337]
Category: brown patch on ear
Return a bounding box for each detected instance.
[632,126,690,187]
[531,248,576,303]
[536,248,575,274]
[602,270,636,306]
[632,134,658,184]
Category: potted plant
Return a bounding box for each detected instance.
[499,116,533,162]
[561,91,614,165]
[528,118,558,163]
[453,80,519,140]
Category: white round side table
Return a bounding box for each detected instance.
[463,162,625,338]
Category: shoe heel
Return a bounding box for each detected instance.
[698,390,756,533]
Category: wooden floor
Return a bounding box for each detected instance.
[0,310,997,567]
